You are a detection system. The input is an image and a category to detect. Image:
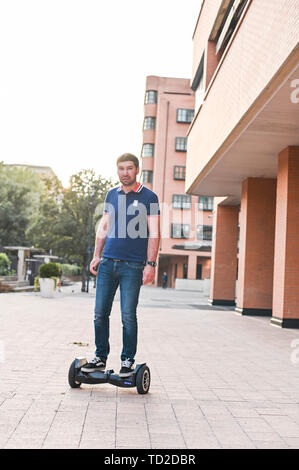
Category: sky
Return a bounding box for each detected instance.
[0,0,202,187]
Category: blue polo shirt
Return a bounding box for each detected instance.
[102,183,160,263]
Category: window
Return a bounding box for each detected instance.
[141,170,153,184]
[171,223,190,239]
[216,0,249,55]
[172,194,191,209]
[142,144,154,157]
[191,52,205,113]
[197,225,213,241]
[145,90,157,104]
[198,196,213,211]
[143,117,156,130]
[177,108,194,123]
[173,166,186,180]
[175,137,187,152]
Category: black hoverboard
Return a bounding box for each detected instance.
[68,357,151,394]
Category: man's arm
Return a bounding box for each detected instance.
[90,212,110,275]
[142,214,160,285]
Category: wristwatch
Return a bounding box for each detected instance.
[147,261,157,267]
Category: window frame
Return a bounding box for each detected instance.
[196,224,213,241]
[175,137,187,152]
[171,223,190,239]
[145,90,157,104]
[173,166,186,181]
[142,143,154,157]
[198,196,214,211]
[172,194,191,210]
[141,170,153,184]
[176,108,194,123]
[143,116,156,130]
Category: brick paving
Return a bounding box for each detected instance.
[0,284,299,449]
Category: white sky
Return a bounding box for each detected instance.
[0,0,201,187]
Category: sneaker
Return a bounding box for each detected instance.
[81,356,106,372]
[119,358,134,377]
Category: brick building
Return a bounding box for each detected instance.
[186,0,299,327]
[140,76,213,289]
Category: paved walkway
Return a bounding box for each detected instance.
[0,284,299,449]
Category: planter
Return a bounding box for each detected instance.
[39,278,55,298]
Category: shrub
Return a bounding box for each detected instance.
[0,253,11,276]
[38,262,60,278]
[56,263,81,277]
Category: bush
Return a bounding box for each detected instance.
[0,253,11,276]
[38,262,60,278]
[56,263,82,277]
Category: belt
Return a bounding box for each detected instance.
[103,257,145,265]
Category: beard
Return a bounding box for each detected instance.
[121,176,135,186]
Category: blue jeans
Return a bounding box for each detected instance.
[94,257,144,363]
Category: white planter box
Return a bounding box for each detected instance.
[39,278,55,298]
[175,278,210,294]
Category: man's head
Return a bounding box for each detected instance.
[117,153,140,187]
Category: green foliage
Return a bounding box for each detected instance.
[0,163,115,292]
[38,262,60,278]
[0,252,11,275]
[34,276,40,292]
[0,164,44,246]
[56,263,82,276]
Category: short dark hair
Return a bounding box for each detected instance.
[117,153,139,169]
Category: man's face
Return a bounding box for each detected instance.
[117,160,139,186]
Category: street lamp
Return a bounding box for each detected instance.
[86,185,96,293]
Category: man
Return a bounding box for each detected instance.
[162,272,168,289]
[82,153,160,377]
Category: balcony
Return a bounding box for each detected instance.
[186,0,299,205]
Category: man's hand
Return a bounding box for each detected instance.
[142,265,155,285]
[90,256,101,275]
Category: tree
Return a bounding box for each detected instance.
[0,163,44,248]
[26,174,64,252]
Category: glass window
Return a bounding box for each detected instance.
[145,90,157,104]
[171,223,190,239]
[142,144,154,157]
[198,196,213,211]
[197,225,213,241]
[141,170,153,184]
[173,166,186,180]
[175,137,187,152]
[172,194,191,209]
[143,117,156,130]
[177,108,194,123]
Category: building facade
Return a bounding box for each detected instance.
[186,0,299,327]
[140,76,213,288]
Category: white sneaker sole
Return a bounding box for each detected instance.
[81,366,105,373]
[119,370,134,377]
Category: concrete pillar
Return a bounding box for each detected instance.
[154,255,160,287]
[236,178,276,315]
[272,147,299,328]
[17,249,27,281]
[187,254,197,280]
[209,202,239,306]
[177,262,183,279]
